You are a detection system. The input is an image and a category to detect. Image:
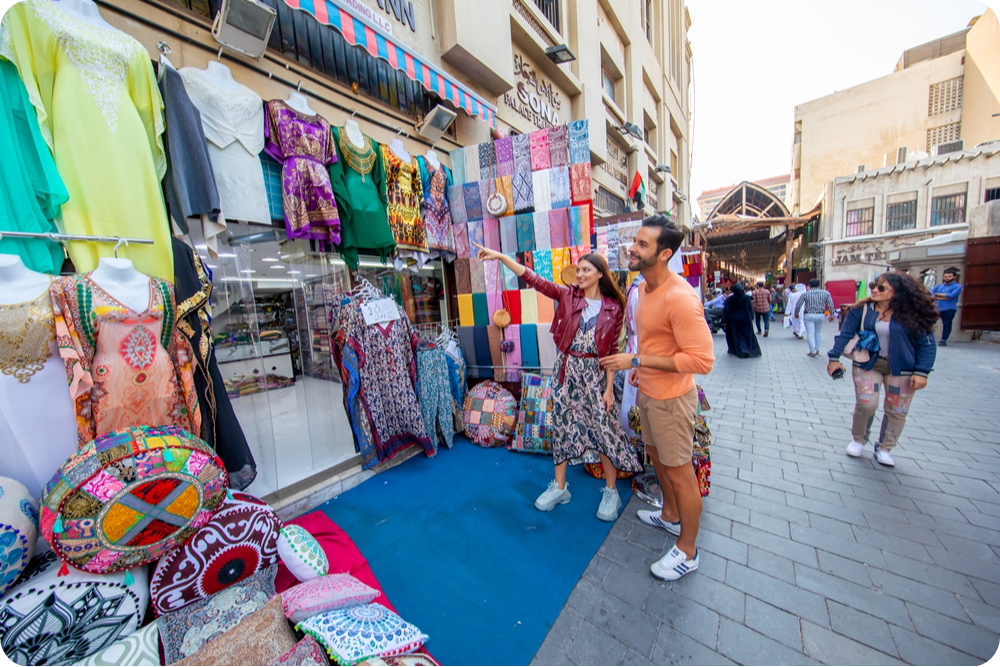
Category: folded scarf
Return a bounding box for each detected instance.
[548,125,569,168]
[449,148,467,186]
[463,182,483,221]
[504,324,522,382]
[568,119,590,165]
[472,292,489,326]
[482,217,501,252]
[500,216,518,255]
[455,258,472,293]
[520,324,540,369]
[550,166,571,209]
[457,294,474,326]
[472,325,492,378]
[464,145,480,185]
[512,133,532,174]
[532,249,553,282]
[537,294,555,324]
[529,128,550,171]
[502,289,522,324]
[496,136,514,177]
[457,325,478,377]
[548,208,571,248]
[533,211,551,250]
[520,289,539,324]
[512,172,534,214]
[516,213,536,253]
[532,169,552,212]
[537,322,559,370]
[469,256,486,291]
[453,222,470,258]
[487,324,504,381]
[448,183,468,224]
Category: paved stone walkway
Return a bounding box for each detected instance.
[532,327,1000,666]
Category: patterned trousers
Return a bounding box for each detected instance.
[851,358,915,451]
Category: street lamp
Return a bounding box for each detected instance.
[545,44,576,64]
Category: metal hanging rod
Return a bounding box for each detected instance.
[0,231,154,245]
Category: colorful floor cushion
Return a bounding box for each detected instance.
[278,524,328,583]
[150,493,282,614]
[276,636,330,666]
[80,621,160,666]
[0,476,38,597]
[297,603,428,666]
[40,425,228,575]
[173,595,296,665]
[510,374,554,455]
[462,381,517,447]
[158,563,277,664]
[0,550,148,666]
[282,573,380,624]
[359,654,440,666]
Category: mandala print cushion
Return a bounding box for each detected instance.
[282,573,380,624]
[276,636,330,666]
[510,374,554,455]
[297,602,428,666]
[0,551,148,666]
[0,476,38,597]
[172,595,297,666]
[462,381,517,448]
[150,492,282,614]
[359,654,441,666]
[157,563,277,664]
[40,425,228,574]
[79,621,160,666]
[278,524,328,583]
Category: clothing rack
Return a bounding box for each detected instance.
[0,231,154,245]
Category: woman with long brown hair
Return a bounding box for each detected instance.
[473,243,641,521]
[828,271,938,467]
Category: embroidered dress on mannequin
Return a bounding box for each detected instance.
[381,145,428,255]
[1,0,175,282]
[416,156,456,261]
[180,66,271,225]
[49,274,201,447]
[264,100,341,243]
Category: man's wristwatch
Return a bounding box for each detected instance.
[630,355,641,368]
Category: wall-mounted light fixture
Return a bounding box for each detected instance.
[415,105,458,144]
[212,0,276,58]
[655,164,671,174]
[545,44,576,64]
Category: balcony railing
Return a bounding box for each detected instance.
[532,0,560,33]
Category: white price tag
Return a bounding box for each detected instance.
[361,298,402,325]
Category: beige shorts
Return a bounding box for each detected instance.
[637,387,698,468]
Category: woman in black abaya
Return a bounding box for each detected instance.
[722,283,762,358]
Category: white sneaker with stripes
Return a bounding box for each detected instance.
[650,545,699,581]
[636,509,681,536]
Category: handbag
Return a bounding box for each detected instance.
[485,142,508,216]
[842,303,880,362]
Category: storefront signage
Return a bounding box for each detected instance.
[501,51,565,129]
[339,0,394,34]
[599,138,628,190]
[361,298,402,325]
[832,232,938,266]
[375,0,416,32]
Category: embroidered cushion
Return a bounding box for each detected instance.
[462,381,517,448]
[278,524,328,583]
[150,493,282,614]
[0,476,38,597]
[0,551,148,666]
[172,595,296,666]
[359,653,441,666]
[510,374,554,455]
[40,425,228,575]
[158,563,277,664]
[297,603,428,666]
[282,573,380,624]
[275,635,329,666]
[80,621,160,666]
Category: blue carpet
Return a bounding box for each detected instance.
[316,436,631,666]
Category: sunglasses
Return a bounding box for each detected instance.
[875,284,889,292]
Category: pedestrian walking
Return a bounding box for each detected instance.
[827,271,938,467]
[931,267,963,346]
[721,283,761,358]
[473,243,641,520]
[785,283,807,339]
[795,278,836,356]
[752,281,772,336]
[601,214,715,581]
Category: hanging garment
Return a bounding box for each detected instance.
[512,171,534,214]
[520,324,539,369]
[533,212,552,250]
[469,256,486,292]
[329,127,395,269]
[416,346,454,452]
[516,214,536,253]
[448,183,468,224]
[416,157,456,260]
[462,182,483,222]
[457,294,474,326]
[548,125,569,168]
[550,166,571,209]
[570,162,592,206]
[512,133,532,174]
[568,120,590,164]
[532,169,552,212]
[496,137,514,177]
[49,274,201,447]
[529,129,550,171]
[453,222,470,259]
[331,319,378,467]
[521,289,539,324]
[444,352,467,417]
[463,144,480,185]
[478,141,497,182]
[500,217,518,255]
[455,258,472,294]
[0,59,68,274]
[449,147,466,186]
[2,0,175,282]
[532,250,553,282]
[0,281,78,501]
[504,325,522,382]
[380,146,428,253]
[158,64,222,254]
[548,209,571,248]
[180,67,271,226]
[264,100,341,243]
[482,217,501,252]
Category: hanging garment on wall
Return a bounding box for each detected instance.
[504,325,522,382]
[0,59,68,275]
[529,129,550,171]
[548,125,569,168]
[478,141,496,182]
[380,146,428,253]
[512,133,532,174]
[416,345,454,452]
[447,183,467,224]
[462,182,483,222]
[521,290,539,325]
[49,274,201,447]
[512,171,534,214]
[570,162,592,206]
[499,217,518,255]
[469,256,486,292]
[329,127,395,270]
[550,166,571,209]
[180,67,271,227]
[2,0,175,282]
[516,214,536,253]
[455,258,472,294]
[533,212,552,250]
[265,100,341,243]
[496,136,514,177]
[331,321,378,467]
[532,169,552,212]
[548,209,571,248]
[482,217,501,252]
[416,157,456,260]
[463,144,480,185]
[568,119,590,164]
[532,249,553,282]
[453,222,470,258]
[449,147,466,187]
[158,64,222,254]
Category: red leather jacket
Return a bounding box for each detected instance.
[522,268,624,357]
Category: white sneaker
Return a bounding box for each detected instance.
[651,545,699,581]
[636,509,681,536]
[846,440,865,458]
[873,448,895,467]
[596,487,622,521]
[535,480,571,511]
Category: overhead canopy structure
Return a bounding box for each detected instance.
[707,180,791,222]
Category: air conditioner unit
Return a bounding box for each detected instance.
[212,0,276,59]
[934,140,964,156]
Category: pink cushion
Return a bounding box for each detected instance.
[281,573,380,624]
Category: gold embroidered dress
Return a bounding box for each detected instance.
[0,0,173,282]
[380,146,427,253]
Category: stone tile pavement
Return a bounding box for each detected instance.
[532,327,1000,665]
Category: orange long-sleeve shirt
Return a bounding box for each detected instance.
[636,272,715,399]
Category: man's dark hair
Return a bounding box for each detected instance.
[756,281,764,287]
[809,278,821,288]
[944,267,960,276]
[641,214,685,259]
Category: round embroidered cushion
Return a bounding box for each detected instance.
[0,551,148,666]
[40,425,228,575]
[462,381,517,448]
[149,492,282,615]
[0,476,39,597]
[277,524,328,583]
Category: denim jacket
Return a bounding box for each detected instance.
[828,304,937,377]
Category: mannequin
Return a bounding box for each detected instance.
[0,254,51,305]
[344,117,365,148]
[202,59,243,93]
[88,256,152,312]
[285,90,315,116]
[389,136,411,162]
[49,0,118,31]
[425,149,441,170]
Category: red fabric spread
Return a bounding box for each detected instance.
[502,290,522,325]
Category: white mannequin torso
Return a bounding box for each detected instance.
[284,90,315,116]
[202,60,243,93]
[425,150,441,169]
[344,119,365,148]
[0,255,52,305]
[49,0,118,31]
[389,137,411,162]
[88,257,151,312]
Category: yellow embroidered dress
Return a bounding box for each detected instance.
[380,146,427,253]
[0,0,173,282]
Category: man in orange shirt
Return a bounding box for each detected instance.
[601,215,715,580]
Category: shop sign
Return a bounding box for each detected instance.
[501,51,565,129]
[832,232,937,266]
[338,0,394,34]
[361,297,402,324]
[598,138,628,190]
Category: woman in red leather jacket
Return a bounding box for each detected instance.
[475,243,642,522]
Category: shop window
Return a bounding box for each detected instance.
[931,192,966,226]
[260,154,285,222]
[845,206,874,237]
[885,199,917,231]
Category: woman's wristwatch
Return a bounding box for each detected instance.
[630,355,641,368]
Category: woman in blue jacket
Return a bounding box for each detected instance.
[827,271,938,467]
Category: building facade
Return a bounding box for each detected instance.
[697,174,789,221]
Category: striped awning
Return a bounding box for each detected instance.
[280,0,497,128]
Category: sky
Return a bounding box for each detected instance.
[687,0,993,213]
